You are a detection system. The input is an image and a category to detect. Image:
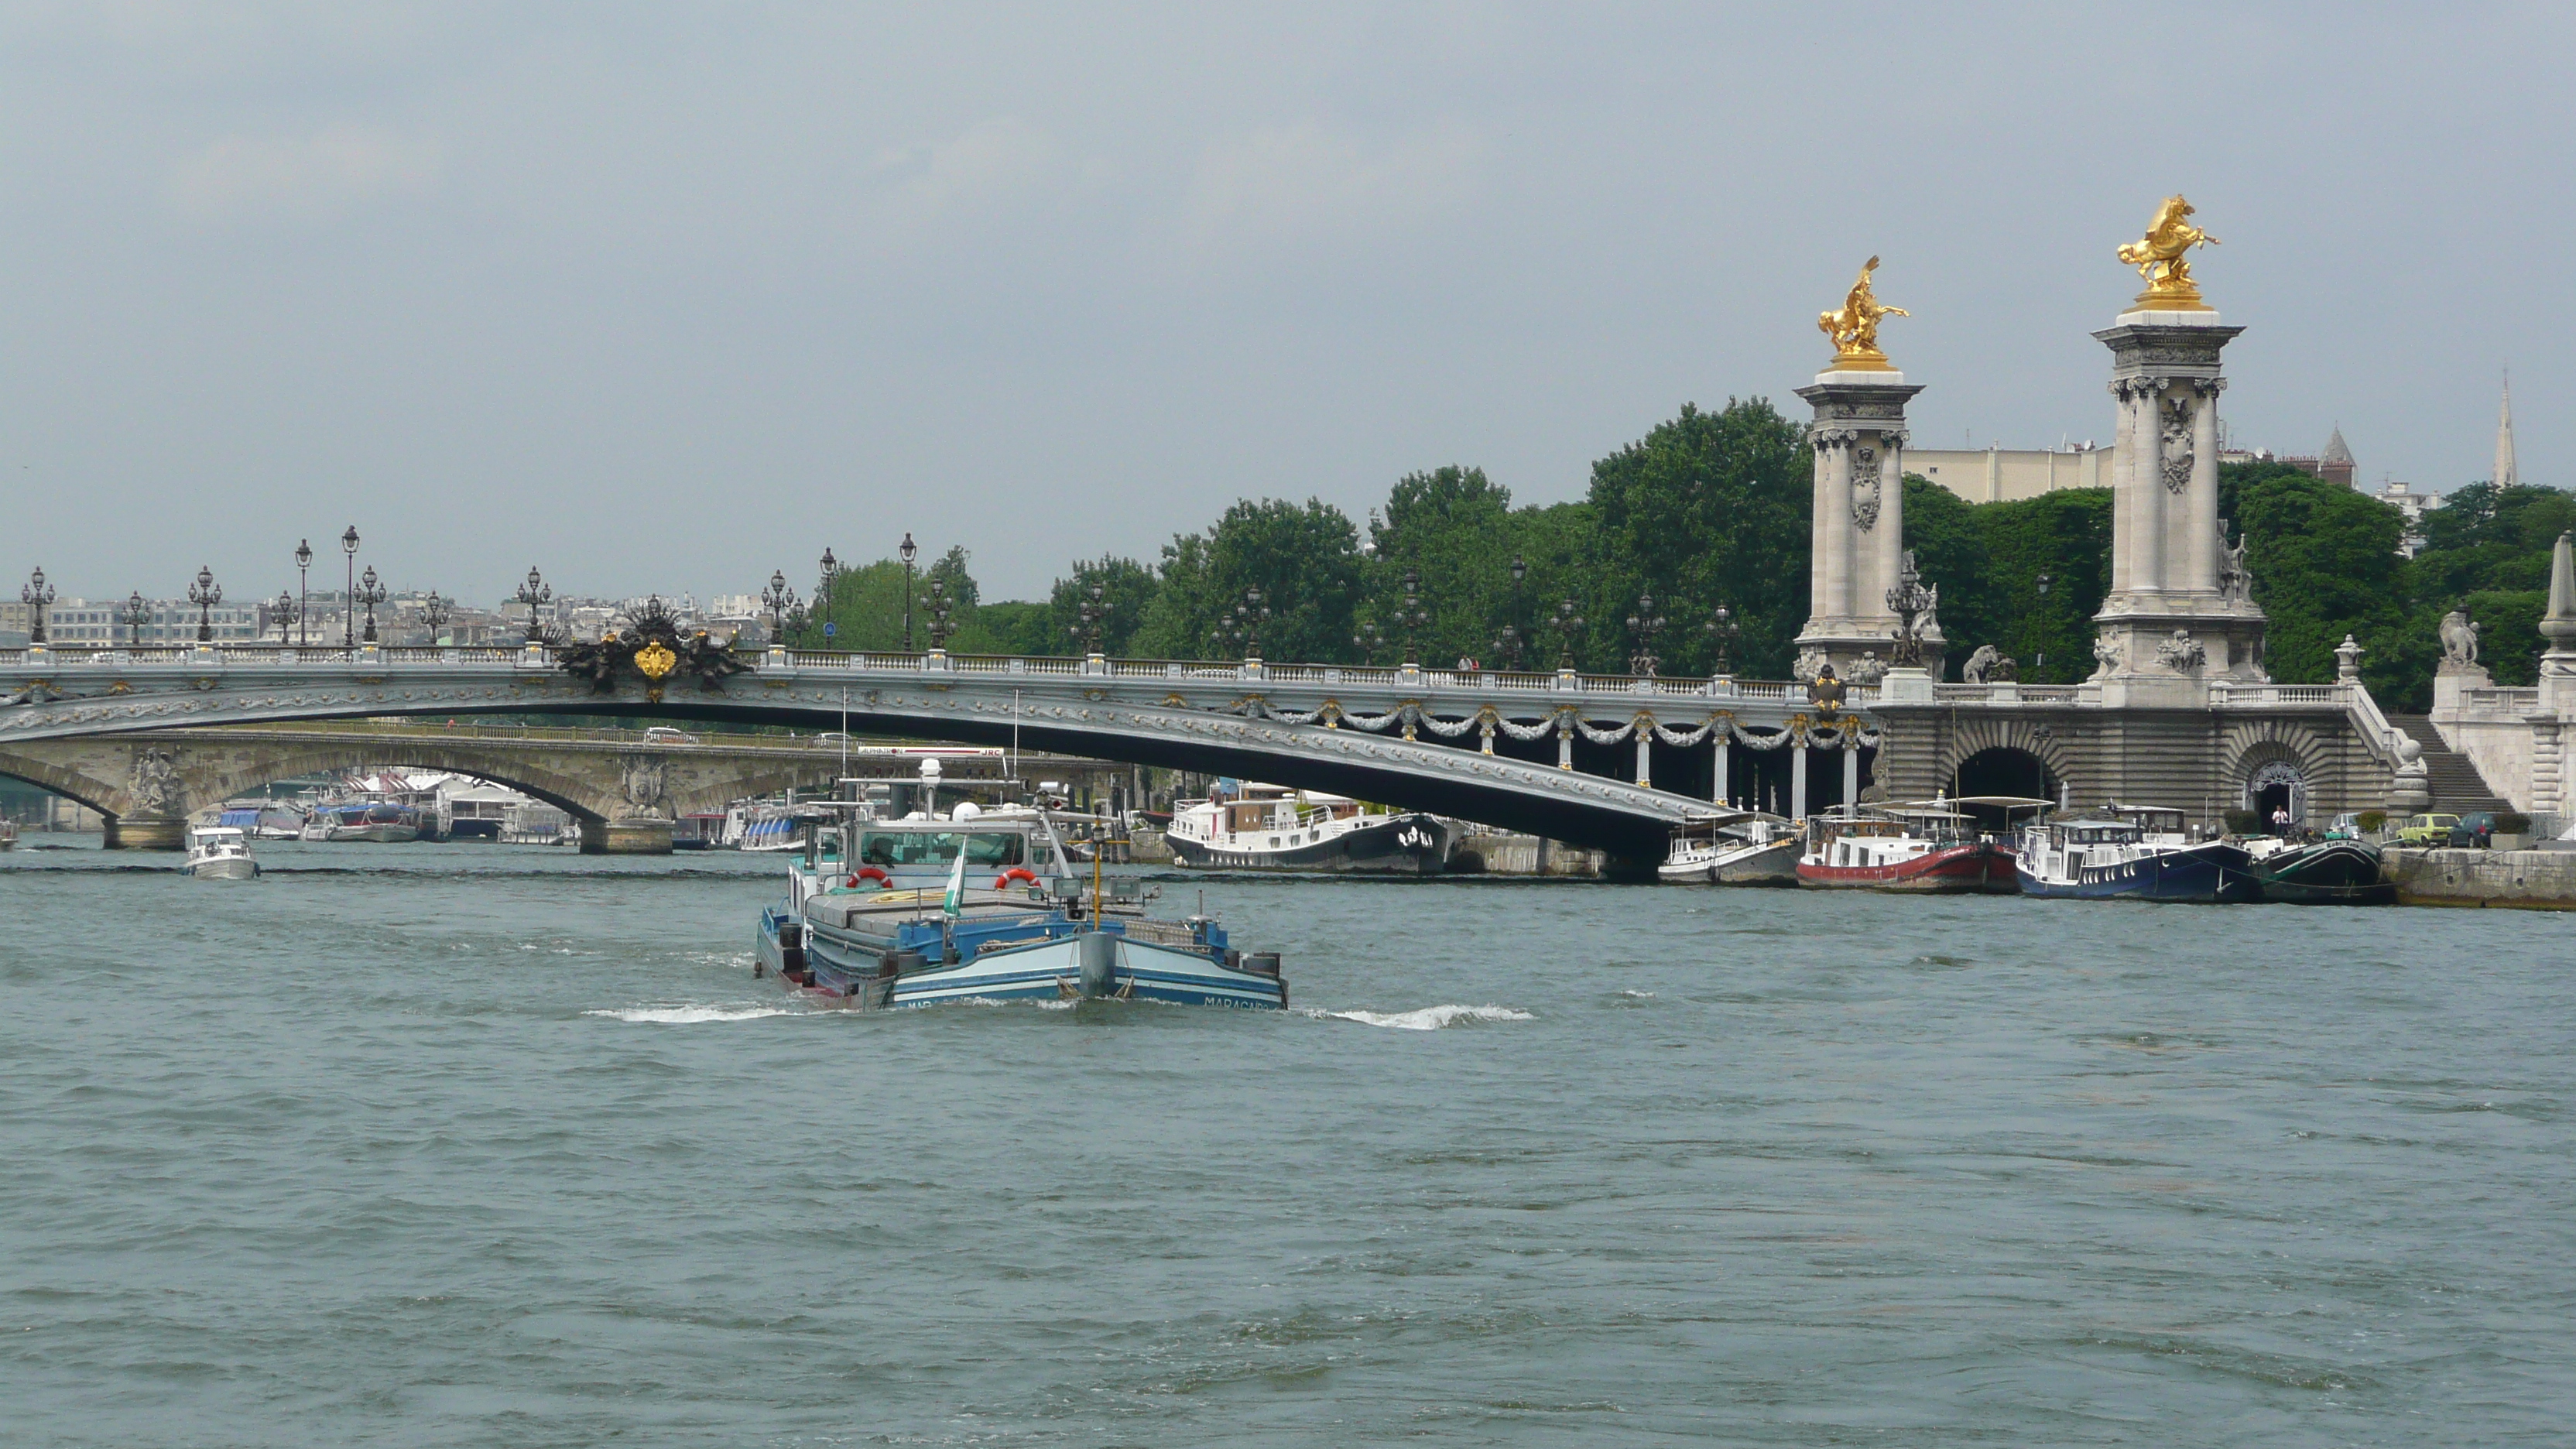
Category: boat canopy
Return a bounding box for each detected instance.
[218,808,262,827]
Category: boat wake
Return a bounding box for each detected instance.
[1300,1003,1534,1031]
[587,1003,799,1024]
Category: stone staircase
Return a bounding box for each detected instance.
[2383,713,2512,813]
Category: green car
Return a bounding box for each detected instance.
[2390,813,2462,847]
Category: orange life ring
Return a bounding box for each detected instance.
[994,867,1040,889]
[854,865,891,887]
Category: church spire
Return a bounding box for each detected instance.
[2496,372,2520,488]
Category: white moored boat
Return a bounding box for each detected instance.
[1660,811,1799,885]
[1166,783,1452,874]
[182,825,260,880]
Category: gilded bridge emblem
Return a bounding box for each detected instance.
[632,641,678,680]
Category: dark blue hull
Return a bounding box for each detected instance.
[2017,841,2260,903]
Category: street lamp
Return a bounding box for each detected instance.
[927,577,955,649]
[272,590,298,643]
[1352,619,1389,664]
[1392,568,1431,666]
[293,539,313,646]
[355,566,387,643]
[189,565,222,642]
[1625,592,1667,676]
[897,533,918,651]
[423,591,449,642]
[1886,552,1934,668]
[1703,604,1741,676]
[2033,573,2054,678]
[340,526,359,646]
[514,566,553,645]
[1070,582,1106,656]
[1547,597,1586,670]
[21,567,55,645]
[1496,553,1528,669]
[122,591,149,648]
[1237,587,1269,660]
[761,569,796,645]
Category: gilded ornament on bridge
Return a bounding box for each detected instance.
[2116,195,2219,310]
[632,640,678,680]
[1817,255,1907,371]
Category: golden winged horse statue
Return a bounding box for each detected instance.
[2117,195,2219,306]
[1817,255,1906,368]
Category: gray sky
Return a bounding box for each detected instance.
[5,2,2567,608]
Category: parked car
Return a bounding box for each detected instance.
[2389,813,2462,848]
[2445,811,2499,849]
[640,726,700,745]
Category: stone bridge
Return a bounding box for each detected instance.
[0,642,1872,857]
[0,722,1140,852]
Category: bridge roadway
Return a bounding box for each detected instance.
[0,642,1868,855]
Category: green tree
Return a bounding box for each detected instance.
[2234,471,2420,694]
[1047,556,1160,656]
[1584,399,1810,675]
[1131,498,1366,662]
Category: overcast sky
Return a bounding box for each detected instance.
[4,2,2567,608]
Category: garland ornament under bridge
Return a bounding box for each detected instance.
[556,597,748,703]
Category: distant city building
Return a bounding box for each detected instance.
[0,596,265,645]
[1910,443,2110,503]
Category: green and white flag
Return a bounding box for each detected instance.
[942,845,968,918]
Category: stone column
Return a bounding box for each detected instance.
[1796,372,1924,677]
[1634,731,1652,790]
[1790,740,1809,820]
[1842,735,1861,810]
[1711,735,1731,806]
[2091,307,2259,701]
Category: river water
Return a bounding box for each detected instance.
[4,839,2574,1446]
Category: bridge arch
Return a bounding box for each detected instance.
[1927,717,2076,805]
[0,746,128,818]
[2225,725,2334,827]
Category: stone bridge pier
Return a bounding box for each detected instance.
[0,730,855,852]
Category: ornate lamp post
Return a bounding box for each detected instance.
[423,591,449,642]
[355,565,387,643]
[1493,553,1528,670]
[1236,587,1269,660]
[812,546,841,649]
[293,539,313,646]
[761,569,796,645]
[1392,568,1432,666]
[21,567,55,645]
[897,533,918,651]
[1886,551,1934,667]
[339,526,359,646]
[1547,597,1586,670]
[122,591,149,648]
[189,566,222,642]
[1070,582,1106,656]
[2033,573,2054,678]
[1352,619,1389,664]
[514,566,553,646]
[1704,605,1740,676]
[1625,592,1667,676]
[926,577,954,650]
[272,590,298,643]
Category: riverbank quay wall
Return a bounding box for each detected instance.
[2386,848,2576,910]
[1870,680,2400,824]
